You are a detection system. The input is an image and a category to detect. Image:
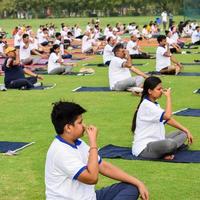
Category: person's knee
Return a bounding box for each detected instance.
[135,76,144,87]
[164,140,177,152]
[121,183,139,198]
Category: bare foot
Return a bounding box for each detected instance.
[164,155,175,160]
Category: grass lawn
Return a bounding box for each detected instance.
[0,17,200,200]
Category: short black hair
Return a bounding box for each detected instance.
[112,43,124,55]
[55,32,61,38]
[22,33,29,39]
[51,101,86,135]
[157,35,166,43]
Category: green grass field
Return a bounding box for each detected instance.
[0,17,200,200]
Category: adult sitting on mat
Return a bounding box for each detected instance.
[2,47,43,89]
[165,31,181,54]
[126,35,153,59]
[19,33,46,65]
[131,76,193,160]
[191,26,200,45]
[103,36,116,66]
[109,43,148,94]
[156,35,182,75]
[45,101,149,200]
[48,44,76,75]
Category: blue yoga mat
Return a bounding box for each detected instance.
[0,141,33,153]
[148,71,200,76]
[99,144,200,163]
[174,108,200,117]
[73,86,111,92]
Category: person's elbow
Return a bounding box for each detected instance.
[86,176,99,185]
[164,113,172,120]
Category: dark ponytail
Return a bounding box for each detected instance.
[50,44,60,54]
[131,76,162,134]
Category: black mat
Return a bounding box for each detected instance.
[193,89,200,94]
[99,144,200,163]
[174,108,200,117]
[147,71,200,76]
[181,62,200,66]
[72,86,111,92]
[83,63,147,67]
[0,141,34,153]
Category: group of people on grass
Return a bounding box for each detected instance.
[0,17,197,199]
[42,20,197,200]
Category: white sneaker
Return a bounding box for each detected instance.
[34,82,43,87]
[0,85,7,91]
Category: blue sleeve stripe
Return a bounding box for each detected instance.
[160,111,165,122]
[73,166,87,180]
[98,157,102,164]
[164,119,169,125]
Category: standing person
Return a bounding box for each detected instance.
[131,76,193,160]
[45,101,149,200]
[161,11,168,31]
[48,44,76,75]
[156,35,182,75]
[108,43,148,93]
[2,47,43,89]
[168,13,173,29]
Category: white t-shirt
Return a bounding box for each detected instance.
[156,46,171,71]
[161,12,167,22]
[45,136,101,200]
[82,35,92,53]
[14,33,22,47]
[0,42,5,53]
[109,56,131,89]
[38,32,48,44]
[103,44,114,64]
[191,30,200,44]
[48,52,62,73]
[19,42,34,60]
[126,40,139,55]
[132,98,166,156]
[54,39,64,55]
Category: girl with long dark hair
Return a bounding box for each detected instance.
[131,76,193,160]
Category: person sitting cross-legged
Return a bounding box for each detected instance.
[156,35,182,75]
[109,43,148,94]
[45,101,149,200]
[2,47,43,89]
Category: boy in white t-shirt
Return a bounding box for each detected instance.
[156,35,182,75]
[45,101,149,200]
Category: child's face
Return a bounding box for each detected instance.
[149,83,163,99]
[70,115,85,139]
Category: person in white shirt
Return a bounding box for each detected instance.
[109,43,148,93]
[165,31,181,53]
[132,76,193,160]
[0,35,7,57]
[14,30,23,49]
[161,11,168,31]
[20,34,45,65]
[48,44,76,74]
[156,35,182,75]
[103,37,116,65]
[126,35,152,59]
[191,26,200,45]
[45,101,149,200]
[81,31,99,54]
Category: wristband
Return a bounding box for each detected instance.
[89,147,98,152]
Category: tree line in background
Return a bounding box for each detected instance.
[0,0,192,19]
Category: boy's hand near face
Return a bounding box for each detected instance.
[86,125,98,147]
